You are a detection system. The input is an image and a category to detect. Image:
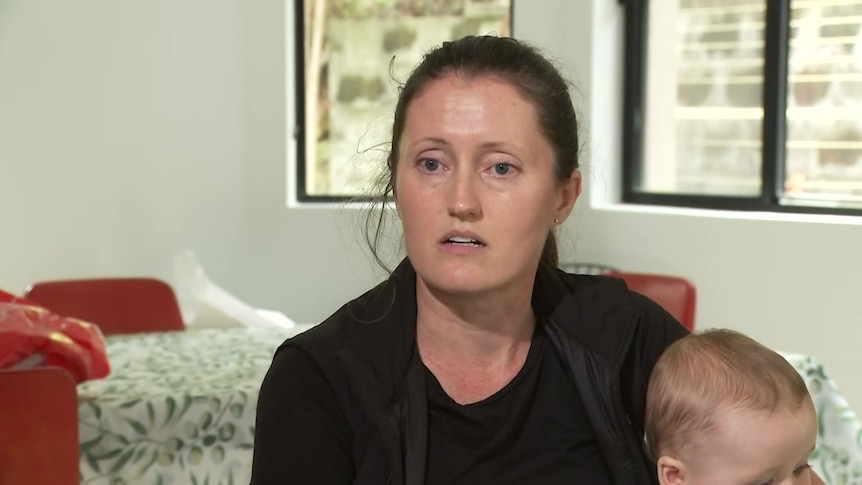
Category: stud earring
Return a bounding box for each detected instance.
[554,217,559,225]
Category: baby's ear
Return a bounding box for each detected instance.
[657,455,686,485]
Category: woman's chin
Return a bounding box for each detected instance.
[418,267,506,297]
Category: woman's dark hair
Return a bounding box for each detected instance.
[364,35,580,271]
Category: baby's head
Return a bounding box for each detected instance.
[646,329,816,485]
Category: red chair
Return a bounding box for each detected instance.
[0,366,80,485]
[607,271,697,331]
[24,278,185,336]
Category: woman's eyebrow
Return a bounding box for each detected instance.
[416,137,449,146]
[411,138,523,155]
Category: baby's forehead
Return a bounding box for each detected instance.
[709,401,814,434]
[709,404,815,449]
[686,403,817,480]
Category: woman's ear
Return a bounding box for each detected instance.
[554,169,582,224]
[657,455,686,485]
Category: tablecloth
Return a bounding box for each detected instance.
[77,326,310,485]
[783,353,862,484]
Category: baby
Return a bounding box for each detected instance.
[645,329,821,485]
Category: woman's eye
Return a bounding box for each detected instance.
[493,163,512,175]
[421,158,440,172]
[793,464,811,476]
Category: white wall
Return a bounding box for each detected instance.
[0,0,382,326]
[0,0,858,410]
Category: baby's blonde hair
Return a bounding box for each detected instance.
[645,329,811,461]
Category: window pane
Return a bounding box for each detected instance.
[301,0,511,198]
[641,0,765,196]
[782,0,862,209]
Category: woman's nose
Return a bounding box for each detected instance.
[446,170,482,220]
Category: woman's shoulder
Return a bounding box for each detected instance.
[539,267,648,320]
[262,287,387,405]
[276,268,415,370]
[280,279,394,353]
[540,267,688,353]
[550,268,685,325]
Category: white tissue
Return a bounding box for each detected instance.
[172,250,296,330]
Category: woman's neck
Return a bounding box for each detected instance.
[414,274,536,365]
[414,275,537,404]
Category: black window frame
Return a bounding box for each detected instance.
[620,0,862,217]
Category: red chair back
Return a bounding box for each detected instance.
[608,271,697,331]
[0,366,80,485]
[25,278,184,336]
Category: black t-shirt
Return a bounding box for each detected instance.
[425,322,614,484]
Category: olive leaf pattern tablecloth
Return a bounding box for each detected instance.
[77,326,311,485]
[782,353,862,484]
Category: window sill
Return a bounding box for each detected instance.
[590,200,862,227]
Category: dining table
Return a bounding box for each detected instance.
[75,326,861,484]
[781,352,862,484]
[76,324,312,485]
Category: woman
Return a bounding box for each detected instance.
[252,36,688,484]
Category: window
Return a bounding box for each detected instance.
[296,0,512,202]
[622,0,862,214]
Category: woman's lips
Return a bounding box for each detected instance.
[440,230,486,246]
[439,232,487,254]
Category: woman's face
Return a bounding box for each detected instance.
[394,73,580,297]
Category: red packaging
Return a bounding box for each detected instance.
[0,289,110,383]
